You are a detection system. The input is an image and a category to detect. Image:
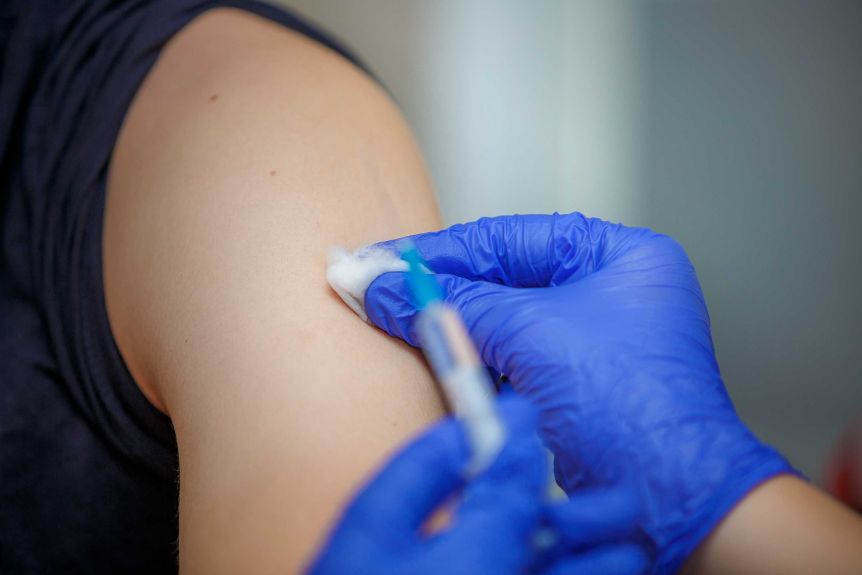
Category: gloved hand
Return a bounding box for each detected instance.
[364,213,796,574]
[308,396,648,575]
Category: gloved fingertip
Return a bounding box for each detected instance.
[364,271,420,344]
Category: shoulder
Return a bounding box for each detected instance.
[111,6,408,180]
[104,5,438,413]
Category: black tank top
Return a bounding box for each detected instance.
[0,1,367,571]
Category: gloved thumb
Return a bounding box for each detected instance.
[365,270,518,371]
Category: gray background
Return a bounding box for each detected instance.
[278,0,862,480]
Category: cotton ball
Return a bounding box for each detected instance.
[326,245,408,321]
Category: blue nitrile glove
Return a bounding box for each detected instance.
[364,213,796,574]
[308,396,648,575]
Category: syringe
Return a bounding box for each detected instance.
[399,243,562,554]
[399,243,506,475]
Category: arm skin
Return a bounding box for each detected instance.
[684,475,862,575]
[104,9,445,573]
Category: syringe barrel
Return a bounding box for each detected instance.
[414,301,506,474]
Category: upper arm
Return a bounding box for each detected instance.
[104,9,444,572]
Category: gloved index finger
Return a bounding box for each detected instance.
[375,213,615,288]
[340,416,470,541]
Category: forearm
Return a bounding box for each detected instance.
[683,475,862,575]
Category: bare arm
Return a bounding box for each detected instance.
[104,9,444,572]
[684,475,862,575]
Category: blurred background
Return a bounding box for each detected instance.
[277,0,862,480]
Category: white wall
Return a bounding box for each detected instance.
[278,0,643,226]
